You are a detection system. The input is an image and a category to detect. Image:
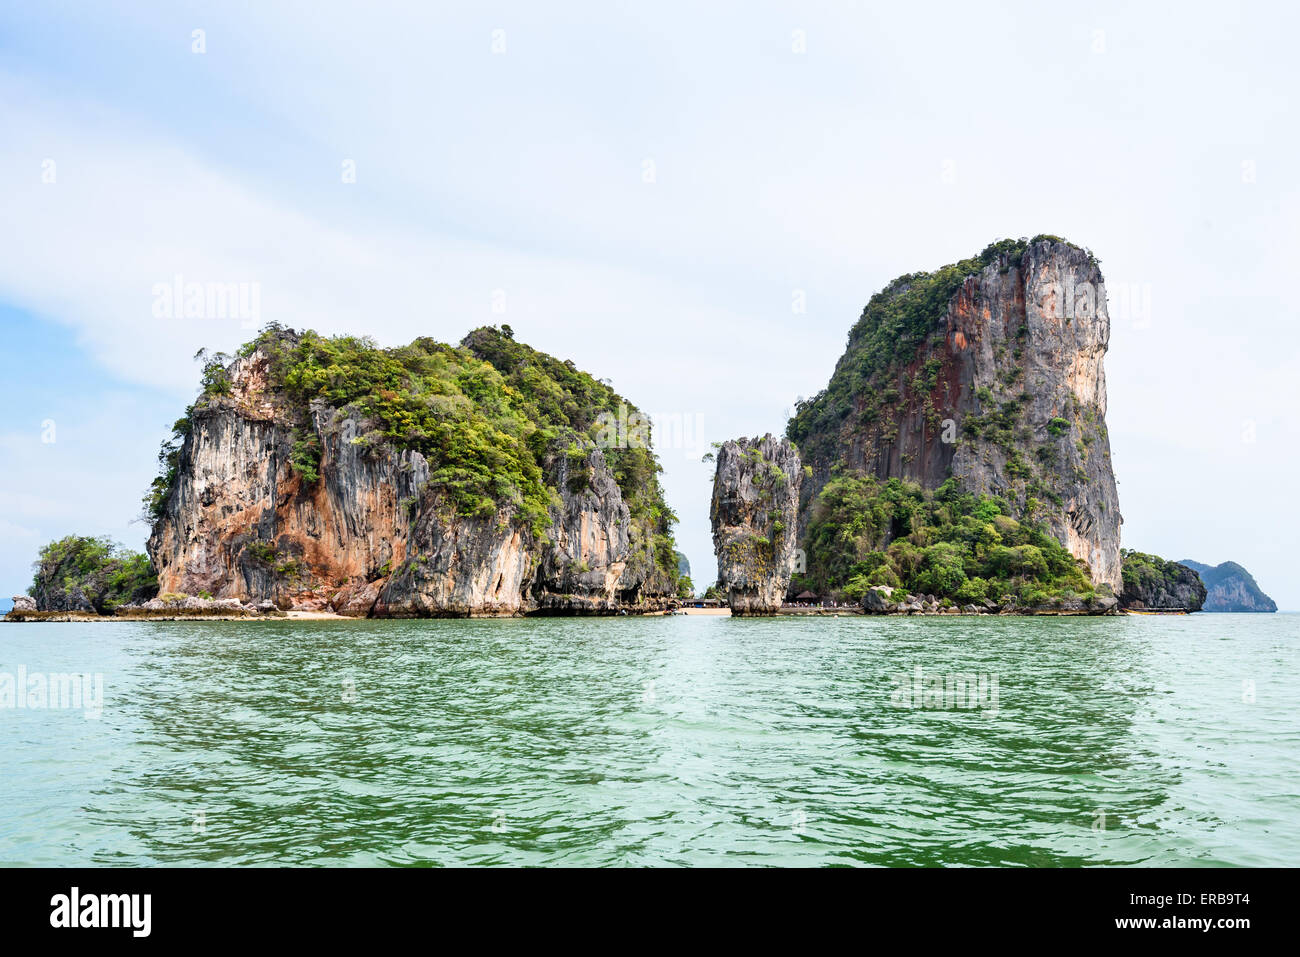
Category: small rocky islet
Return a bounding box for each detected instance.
[7,237,1275,620]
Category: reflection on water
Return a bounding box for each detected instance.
[1,614,1296,866]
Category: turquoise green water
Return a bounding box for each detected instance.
[0,614,1296,866]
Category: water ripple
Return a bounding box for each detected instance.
[0,613,1297,865]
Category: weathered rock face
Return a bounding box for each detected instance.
[530,446,670,613]
[30,584,96,614]
[1179,559,1277,612]
[10,595,37,612]
[710,435,802,615]
[1121,560,1206,612]
[147,346,672,617]
[792,238,1122,592]
[1202,574,1276,613]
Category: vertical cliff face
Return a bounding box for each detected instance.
[710,435,802,614]
[789,238,1122,592]
[531,444,674,613]
[146,351,460,614]
[147,330,676,616]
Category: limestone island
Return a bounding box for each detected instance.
[706,237,1228,616]
[8,237,1273,622]
[9,325,683,620]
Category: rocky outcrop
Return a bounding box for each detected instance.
[147,336,674,617]
[790,237,1122,592]
[31,583,95,614]
[710,434,802,615]
[125,595,279,617]
[4,592,288,621]
[24,535,157,613]
[1179,559,1277,612]
[525,444,670,615]
[1120,551,1206,612]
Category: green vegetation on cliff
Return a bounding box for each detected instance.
[790,239,1019,452]
[1120,550,1206,611]
[1121,550,1183,591]
[28,536,158,613]
[459,326,676,571]
[147,324,677,576]
[793,473,1097,605]
[787,235,1089,461]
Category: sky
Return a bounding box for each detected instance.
[0,0,1296,609]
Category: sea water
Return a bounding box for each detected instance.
[1,613,1296,866]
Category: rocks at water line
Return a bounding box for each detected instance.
[858,585,1117,616]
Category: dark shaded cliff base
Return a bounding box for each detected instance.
[5,604,1136,621]
[3,602,674,622]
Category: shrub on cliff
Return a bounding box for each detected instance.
[792,473,1094,604]
[786,235,1092,468]
[149,324,678,579]
[788,239,1043,454]
[1120,550,1206,611]
[28,536,158,613]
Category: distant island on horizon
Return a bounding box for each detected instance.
[1178,559,1278,613]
